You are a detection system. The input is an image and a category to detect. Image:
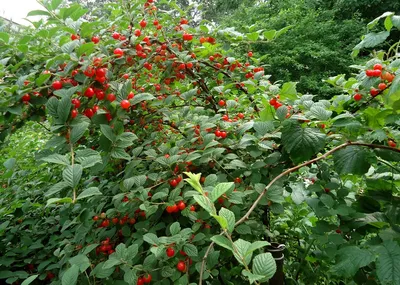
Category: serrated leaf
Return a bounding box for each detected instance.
[334,146,372,175]
[376,241,400,285]
[280,82,298,100]
[331,246,375,278]
[68,255,90,272]
[70,122,89,144]
[310,106,332,121]
[184,172,203,194]
[242,270,265,284]
[183,244,198,257]
[354,31,390,52]
[143,233,159,245]
[247,241,270,255]
[102,258,121,270]
[219,208,235,233]
[281,122,326,163]
[40,154,69,165]
[194,195,216,214]
[62,264,79,285]
[57,95,72,123]
[45,181,70,197]
[210,235,233,251]
[123,269,137,285]
[61,40,80,54]
[46,97,59,117]
[46,197,73,207]
[276,106,288,121]
[169,222,181,235]
[131,93,155,105]
[253,122,274,136]
[210,182,234,202]
[77,187,102,200]
[252,253,276,280]
[63,165,82,188]
[233,239,252,266]
[212,214,228,230]
[36,74,51,86]
[100,124,116,142]
[111,148,131,160]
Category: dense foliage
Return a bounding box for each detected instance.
[0,1,400,285]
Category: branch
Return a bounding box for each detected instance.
[198,141,400,285]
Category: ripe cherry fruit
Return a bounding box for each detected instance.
[52,80,63,90]
[353,93,362,101]
[21,94,31,102]
[218,100,226,107]
[373,63,383,70]
[370,88,380,97]
[388,140,397,148]
[91,36,100,44]
[120,100,131,109]
[177,261,186,272]
[114,48,124,58]
[142,274,152,283]
[166,247,175,257]
[169,179,178,187]
[378,83,387,90]
[177,201,186,211]
[140,19,147,28]
[182,33,193,41]
[137,277,145,285]
[71,109,78,118]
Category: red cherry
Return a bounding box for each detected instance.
[96,68,107,78]
[95,90,105,100]
[112,32,120,39]
[336,229,342,234]
[91,36,100,44]
[166,247,175,257]
[370,88,380,97]
[120,100,131,109]
[179,250,187,256]
[220,131,227,138]
[388,140,397,148]
[93,216,99,221]
[166,205,178,213]
[153,20,159,26]
[114,48,124,57]
[186,62,193,69]
[129,218,136,225]
[269,98,277,106]
[84,88,95,97]
[127,92,135,99]
[373,63,383,70]
[177,201,186,211]
[71,34,79,40]
[100,219,110,227]
[21,94,31,102]
[238,113,244,119]
[234,177,241,183]
[52,80,63,90]
[215,130,221,137]
[373,69,382,77]
[248,51,253,57]
[142,274,152,283]
[169,179,178,187]
[112,217,119,224]
[182,33,193,41]
[71,98,81,108]
[71,109,78,118]
[378,83,387,90]
[218,100,226,107]
[190,205,196,211]
[107,93,116,102]
[177,261,186,272]
[324,188,330,193]
[137,277,145,285]
[84,108,94,118]
[209,55,215,61]
[140,19,147,28]
[134,29,141,37]
[353,93,362,101]
[366,70,374,77]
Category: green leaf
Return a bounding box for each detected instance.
[247,241,270,255]
[70,122,89,144]
[35,74,51,86]
[280,82,298,100]
[131,93,155,105]
[77,42,95,57]
[253,121,274,136]
[310,106,332,121]
[194,195,216,214]
[183,244,198,257]
[69,255,90,272]
[57,95,72,123]
[61,40,80,54]
[219,208,235,233]
[51,0,63,9]
[62,264,79,285]
[252,253,276,280]
[100,124,116,142]
[169,222,181,235]
[334,146,372,175]
[0,32,10,43]
[242,270,265,284]
[212,214,228,230]
[246,32,259,41]
[21,275,39,285]
[27,10,52,17]
[281,122,326,163]
[102,258,122,270]
[63,165,83,188]
[123,269,137,285]
[233,239,252,266]
[77,187,102,200]
[40,154,69,165]
[46,97,59,117]
[91,262,114,278]
[210,235,233,251]
[45,181,70,197]
[354,31,390,51]
[3,158,16,170]
[125,244,139,260]
[376,241,400,285]
[210,182,234,202]
[331,246,375,278]
[46,197,73,207]
[263,30,276,41]
[184,172,203,194]
[143,233,159,246]
[111,148,131,160]
[276,106,288,121]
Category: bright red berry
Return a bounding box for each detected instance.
[114,48,124,57]
[177,201,186,211]
[378,83,387,90]
[52,80,63,90]
[71,109,78,118]
[353,93,362,101]
[336,229,342,234]
[21,94,31,102]
[248,51,253,57]
[92,36,100,44]
[120,100,131,109]
[182,33,193,41]
[112,32,120,39]
[142,274,152,283]
[169,179,178,187]
[137,277,144,285]
[370,88,380,97]
[218,100,226,107]
[140,19,147,28]
[84,108,94,118]
[107,93,116,102]
[373,63,383,70]
[388,140,397,148]
[84,88,95,97]
[166,247,175,257]
[177,261,186,272]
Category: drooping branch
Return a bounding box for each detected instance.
[198,141,400,285]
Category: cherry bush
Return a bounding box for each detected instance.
[0,1,400,285]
